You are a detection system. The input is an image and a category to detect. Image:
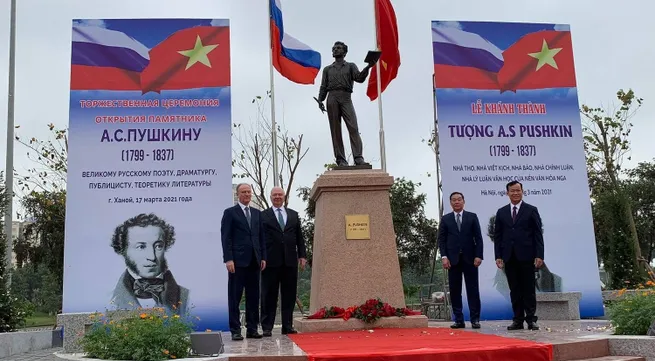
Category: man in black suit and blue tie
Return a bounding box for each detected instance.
[221,183,267,341]
[438,192,484,329]
[494,180,544,331]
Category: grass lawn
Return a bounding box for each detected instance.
[20,312,56,328]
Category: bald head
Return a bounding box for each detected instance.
[270,187,285,208]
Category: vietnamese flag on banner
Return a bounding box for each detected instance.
[496,30,576,92]
[366,0,401,101]
[140,26,231,93]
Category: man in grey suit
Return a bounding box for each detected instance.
[110,213,189,314]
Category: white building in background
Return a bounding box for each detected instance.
[10,220,39,266]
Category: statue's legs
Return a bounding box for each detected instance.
[326,93,347,165]
[326,91,365,165]
[340,97,364,163]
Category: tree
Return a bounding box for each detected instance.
[232,92,308,208]
[17,190,66,287]
[13,124,68,311]
[0,173,31,331]
[625,160,655,264]
[593,189,642,288]
[10,263,61,315]
[581,89,646,282]
[14,123,68,194]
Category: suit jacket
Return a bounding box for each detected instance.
[437,210,484,266]
[493,202,544,262]
[110,270,190,315]
[221,204,267,267]
[262,207,307,268]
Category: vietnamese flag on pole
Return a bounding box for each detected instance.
[366,0,401,101]
[496,30,576,92]
[140,26,231,93]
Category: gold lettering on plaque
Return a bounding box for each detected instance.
[345,214,370,240]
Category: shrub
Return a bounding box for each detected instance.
[0,176,32,332]
[607,286,655,335]
[80,307,195,361]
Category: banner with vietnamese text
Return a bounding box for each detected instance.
[63,18,232,331]
[432,20,603,319]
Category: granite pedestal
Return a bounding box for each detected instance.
[294,169,428,332]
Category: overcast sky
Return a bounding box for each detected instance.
[0,0,653,221]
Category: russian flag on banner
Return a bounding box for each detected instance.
[432,25,503,89]
[70,25,150,90]
[270,0,321,85]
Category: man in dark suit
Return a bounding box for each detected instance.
[220,183,267,341]
[494,180,544,331]
[438,192,484,329]
[260,187,307,336]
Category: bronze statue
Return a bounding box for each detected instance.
[316,41,378,167]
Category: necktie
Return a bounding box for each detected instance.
[456,213,461,231]
[245,207,251,228]
[512,206,517,223]
[133,278,164,301]
[277,208,285,229]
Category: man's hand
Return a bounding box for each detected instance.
[534,258,544,269]
[318,102,326,113]
[441,257,451,270]
[495,259,504,269]
[474,257,482,267]
[225,261,235,273]
[299,258,307,270]
[261,260,267,271]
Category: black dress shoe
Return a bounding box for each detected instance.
[262,330,273,337]
[231,333,244,341]
[471,321,481,329]
[527,322,540,330]
[281,328,298,335]
[507,322,524,331]
[450,322,465,329]
[246,331,263,339]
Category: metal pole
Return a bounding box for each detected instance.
[428,74,445,303]
[267,0,280,187]
[4,0,17,281]
[373,0,387,172]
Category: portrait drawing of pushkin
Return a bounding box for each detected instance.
[109,213,190,314]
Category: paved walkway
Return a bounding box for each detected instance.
[3,348,60,360]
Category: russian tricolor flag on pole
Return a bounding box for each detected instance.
[70,25,150,91]
[269,0,321,85]
[432,25,504,90]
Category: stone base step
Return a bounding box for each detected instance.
[574,357,645,361]
[553,339,610,361]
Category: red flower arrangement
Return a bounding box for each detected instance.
[306,298,422,324]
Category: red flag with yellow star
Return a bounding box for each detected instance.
[140,26,230,93]
[366,0,401,101]
[496,30,576,92]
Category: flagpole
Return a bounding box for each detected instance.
[267,0,280,187]
[428,73,447,311]
[373,0,387,172]
[4,0,17,283]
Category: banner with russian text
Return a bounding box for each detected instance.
[63,18,232,331]
[432,21,603,319]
